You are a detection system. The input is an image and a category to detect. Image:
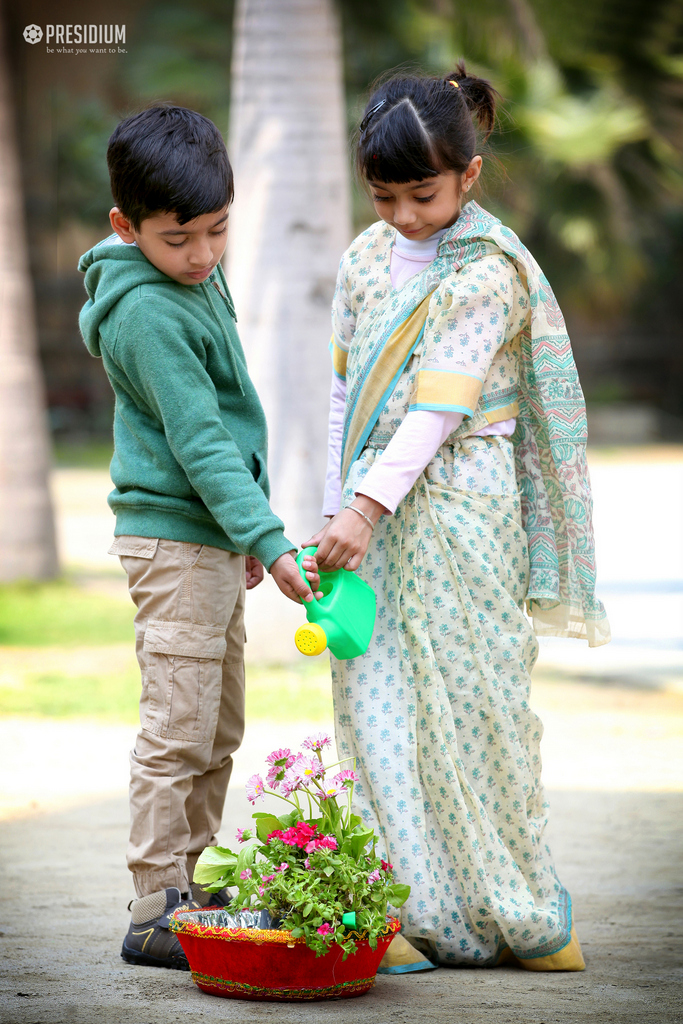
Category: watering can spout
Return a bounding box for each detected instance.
[294,622,328,657]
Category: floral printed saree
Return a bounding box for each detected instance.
[329,203,608,964]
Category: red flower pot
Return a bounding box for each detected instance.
[170,909,400,1002]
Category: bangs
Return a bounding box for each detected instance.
[144,142,233,226]
[357,100,442,184]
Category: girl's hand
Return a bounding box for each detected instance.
[303,496,385,572]
[245,556,265,590]
[270,552,322,603]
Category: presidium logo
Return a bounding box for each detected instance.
[23,23,126,50]
[23,25,42,43]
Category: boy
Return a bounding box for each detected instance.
[79,106,318,970]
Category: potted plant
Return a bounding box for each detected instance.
[169,732,409,1001]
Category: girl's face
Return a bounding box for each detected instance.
[367,158,481,241]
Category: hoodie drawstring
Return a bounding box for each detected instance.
[201,279,245,396]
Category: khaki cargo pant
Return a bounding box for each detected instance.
[110,536,245,898]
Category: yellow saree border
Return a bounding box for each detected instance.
[330,335,348,380]
[341,291,435,484]
[410,368,483,415]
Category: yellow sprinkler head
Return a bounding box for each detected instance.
[294,622,328,657]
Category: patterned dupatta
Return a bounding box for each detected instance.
[341,202,610,647]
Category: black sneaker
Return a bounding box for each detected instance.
[121,887,199,970]
[190,881,234,909]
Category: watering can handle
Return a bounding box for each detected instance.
[296,546,320,590]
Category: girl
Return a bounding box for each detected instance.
[304,65,610,972]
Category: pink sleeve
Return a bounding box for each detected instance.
[322,373,347,516]
[355,409,464,514]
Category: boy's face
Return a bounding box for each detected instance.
[109,207,229,285]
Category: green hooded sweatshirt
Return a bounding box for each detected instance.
[79,235,294,569]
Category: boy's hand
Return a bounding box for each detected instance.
[304,496,385,572]
[270,552,322,604]
[245,556,265,590]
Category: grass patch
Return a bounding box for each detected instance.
[0,665,141,720]
[53,438,114,469]
[0,652,333,723]
[247,663,333,721]
[0,580,134,647]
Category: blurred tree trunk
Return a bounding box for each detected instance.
[0,6,58,581]
[228,0,351,545]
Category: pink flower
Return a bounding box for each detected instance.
[303,832,338,854]
[277,862,289,872]
[302,731,332,752]
[281,767,304,797]
[257,873,276,896]
[265,751,296,789]
[265,747,293,766]
[317,922,334,936]
[367,869,381,884]
[381,859,393,872]
[268,822,318,849]
[292,756,324,782]
[333,769,359,787]
[240,868,252,880]
[245,773,265,804]
[320,782,345,800]
[236,827,251,843]
[304,857,311,869]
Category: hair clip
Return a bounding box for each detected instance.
[448,80,460,89]
[360,99,386,135]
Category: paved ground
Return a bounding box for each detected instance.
[1,786,681,1024]
[1,449,682,1022]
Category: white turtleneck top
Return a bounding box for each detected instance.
[322,229,516,517]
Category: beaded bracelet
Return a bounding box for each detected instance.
[347,505,375,530]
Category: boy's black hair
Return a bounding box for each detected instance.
[107,106,234,229]
[357,62,497,186]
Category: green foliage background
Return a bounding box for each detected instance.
[46,0,683,348]
[0,580,333,721]
[5,0,681,428]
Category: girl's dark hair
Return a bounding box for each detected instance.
[107,106,234,229]
[356,62,498,184]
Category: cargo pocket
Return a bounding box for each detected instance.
[108,536,159,558]
[141,619,227,742]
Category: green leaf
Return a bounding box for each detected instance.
[255,815,282,843]
[200,874,233,893]
[277,811,300,828]
[303,902,314,918]
[348,829,374,860]
[193,846,237,885]
[195,844,237,864]
[323,865,335,877]
[235,844,257,879]
[386,883,411,908]
[349,814,363,830]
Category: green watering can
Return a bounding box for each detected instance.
[294,546,376,660]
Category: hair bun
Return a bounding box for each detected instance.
[444,61,497,139]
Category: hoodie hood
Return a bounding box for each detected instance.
[78,234,170,356]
